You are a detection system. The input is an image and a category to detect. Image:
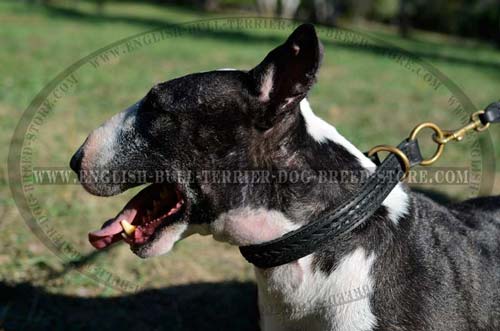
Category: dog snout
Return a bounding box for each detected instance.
[71,102,145,197]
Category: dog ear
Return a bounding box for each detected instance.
[250,23,323,123]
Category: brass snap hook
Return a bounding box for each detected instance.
[431,110,490,145]
[367,108,494,183]
[471,110,490,131]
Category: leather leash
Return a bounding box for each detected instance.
[239,102,500,269]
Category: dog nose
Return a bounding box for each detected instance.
[70,148,83,174]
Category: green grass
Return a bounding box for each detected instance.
[1,1,500,330]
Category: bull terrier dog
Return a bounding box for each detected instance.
[71,24,500,331]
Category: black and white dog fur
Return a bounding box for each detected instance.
[70,24,500,330]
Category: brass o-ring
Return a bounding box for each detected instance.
[367,145,411,180]
[408,122,445,166]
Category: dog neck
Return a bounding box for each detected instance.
[209,99,409,330]
[297,99,409,224]
[211,98,409,246]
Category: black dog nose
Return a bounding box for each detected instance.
[70,148,83,174]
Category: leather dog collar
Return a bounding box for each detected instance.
[239,102,500,269]
[239,139,422,268]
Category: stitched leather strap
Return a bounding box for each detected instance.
[479,102,500,125]
[239,139,423,269]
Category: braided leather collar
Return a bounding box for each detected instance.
[239,102,500,268]
[239,139,423,269]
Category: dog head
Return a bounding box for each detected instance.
[70,24,331,258]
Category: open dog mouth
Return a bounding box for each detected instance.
[88,183,186,250]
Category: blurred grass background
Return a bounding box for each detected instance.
[1,0,500,330]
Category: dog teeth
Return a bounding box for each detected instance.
[120,220,136,236]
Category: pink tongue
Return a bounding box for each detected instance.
[88,209,137,249]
